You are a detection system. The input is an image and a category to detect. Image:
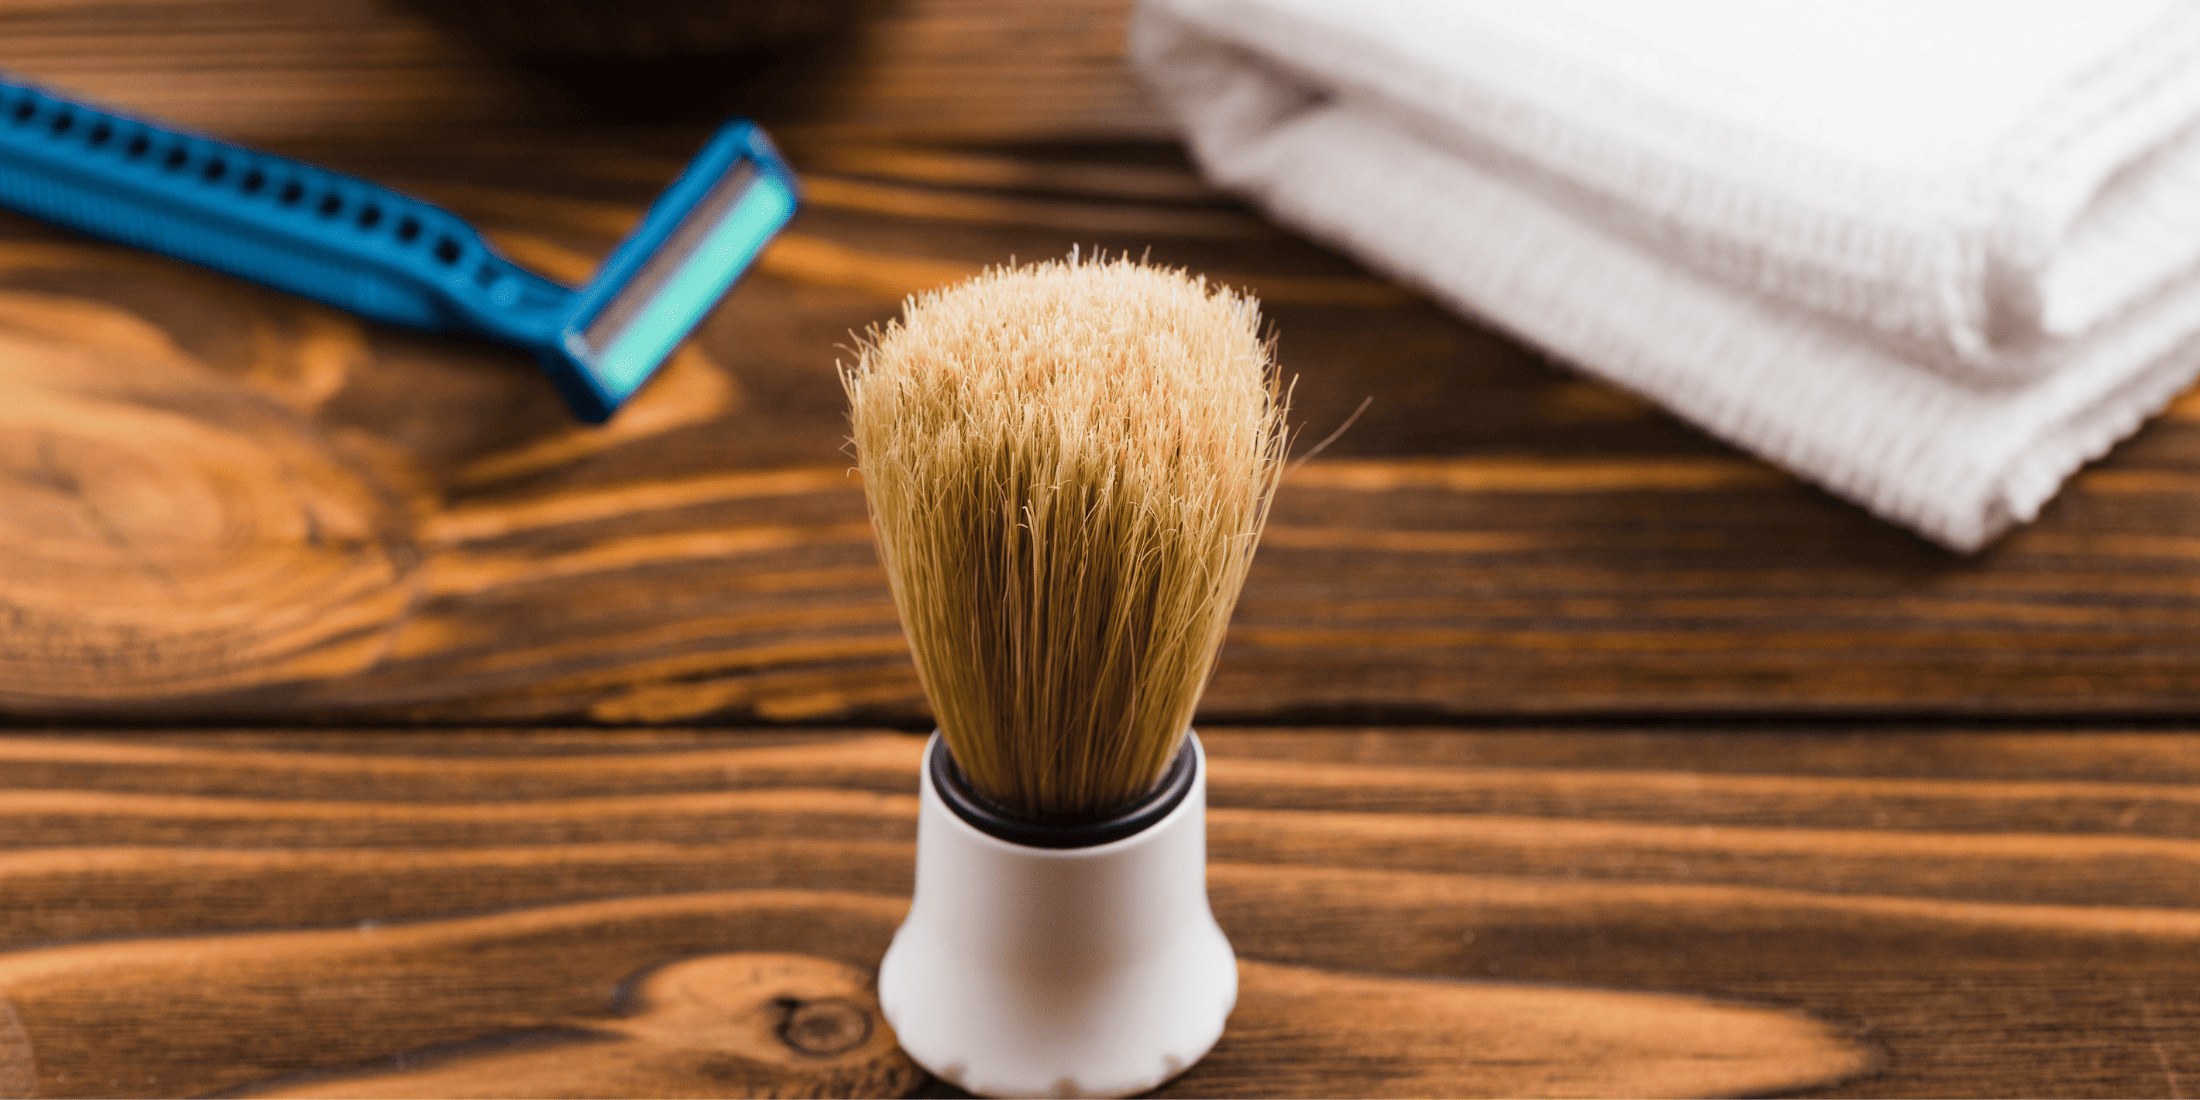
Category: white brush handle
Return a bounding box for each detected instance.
[877,732,1237,1099]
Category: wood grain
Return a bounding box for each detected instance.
[5,729,2198,1096]
[0,889,1865,1100]
[237,951,923,1099]
[1,6,2190,1099]
[34,727,2200,1097]
[10,133,2200,719]
[226,956,1872,1100]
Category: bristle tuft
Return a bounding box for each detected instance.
[844,255,1288,820]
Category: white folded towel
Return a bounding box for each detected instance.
[1130,0,2200,550]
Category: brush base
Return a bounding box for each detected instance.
[877,732,1237,1099]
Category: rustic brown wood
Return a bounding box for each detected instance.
[221,955,1870,1100]
[11,132,2200,719]
[4,4,2200,1097]
[27,727,2200,1098]
[238,951,925,1099]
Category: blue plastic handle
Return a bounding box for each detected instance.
[0,74,799,422]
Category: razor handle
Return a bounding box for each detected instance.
[0,75,569,347]
[0,74,800,422]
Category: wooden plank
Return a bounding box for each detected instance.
[9,138,2200,719]
[5,727,2199,1097]
[0,892,1865,1100]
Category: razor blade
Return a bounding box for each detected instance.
[0,74,798,422]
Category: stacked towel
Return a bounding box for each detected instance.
[1130,0,2200,550]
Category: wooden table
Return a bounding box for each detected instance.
[3,2,2197,1096]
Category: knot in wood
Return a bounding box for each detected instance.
[773,995,871,1057]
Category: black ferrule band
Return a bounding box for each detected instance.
[929,736,1196,850]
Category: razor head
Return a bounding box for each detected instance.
[540,120,798,422]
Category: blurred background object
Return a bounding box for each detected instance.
[426,0,869,58]
[0,0,1170,143]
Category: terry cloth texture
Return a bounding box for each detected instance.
[1130,0,2200,550]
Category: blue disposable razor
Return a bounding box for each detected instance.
[0,75,798,422]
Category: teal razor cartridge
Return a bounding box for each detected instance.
[0,74,798,422]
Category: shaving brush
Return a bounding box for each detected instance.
[845,255,1287,1098]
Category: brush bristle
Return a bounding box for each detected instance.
[844,255,1288,821]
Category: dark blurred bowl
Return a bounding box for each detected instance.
[434,0,868,58]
